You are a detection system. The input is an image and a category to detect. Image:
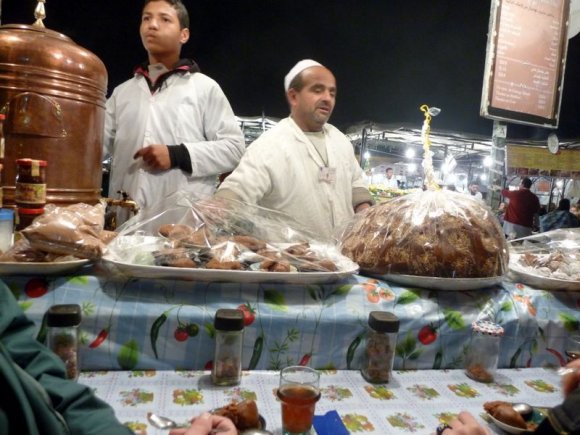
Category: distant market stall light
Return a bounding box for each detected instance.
[483,156,493,167]
[480,174,488,181]
[405,148,415,159]
[363,151,371,159]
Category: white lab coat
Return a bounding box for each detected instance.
[217,117,367,241]
[104,71,245,210]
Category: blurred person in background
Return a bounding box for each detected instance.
[540,198,580,232]
[501,177,540,239]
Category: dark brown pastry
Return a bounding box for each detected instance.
[260,259,292,272]
[298,258,338,272]
[484,401,527,429]
[158,224,193,239]
[213,400,260,430]
[285,242,310,256]
[205,258,244,270]
[233,235,267,252]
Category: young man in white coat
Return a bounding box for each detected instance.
[104,0,245,222]
[215,59,373,241]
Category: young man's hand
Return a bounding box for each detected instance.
[134,145,171,171]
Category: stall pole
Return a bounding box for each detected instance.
[486,120,507,207]
[359,128,368,167]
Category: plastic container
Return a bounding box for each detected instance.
[47,304,82,381]
[0,208,14,253]
[361,311,399,383]
[15,158,47,209]
[212,308,244,386]
[465,320,504,383]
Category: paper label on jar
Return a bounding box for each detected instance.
[15,182,46,204]
[0,138,4,159]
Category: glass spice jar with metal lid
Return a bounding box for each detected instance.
[212,308,245,386]
[464,320,504,383]
[15,158,47,210]
[361,311,400,383]
[47,304,82,381]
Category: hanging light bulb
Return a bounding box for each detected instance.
[405,148,415,159]
[483,156,493,167]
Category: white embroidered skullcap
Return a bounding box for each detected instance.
[284,59,323,91]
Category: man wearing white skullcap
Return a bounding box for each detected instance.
[216,59,372,241]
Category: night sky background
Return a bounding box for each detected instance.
[3,0,580,139]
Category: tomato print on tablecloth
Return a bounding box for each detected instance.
[387,412,426,432]
[342,413,375,432]
[119,388,154,406]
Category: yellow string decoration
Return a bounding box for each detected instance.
[420,104,441,191]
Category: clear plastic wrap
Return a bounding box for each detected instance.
[21,202,107,260]
[508,228,580,290]
[340,190,509,279]
[105,192,358,279]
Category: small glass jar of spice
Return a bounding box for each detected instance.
[212,308,244,386]
[361,311,399,383]
[15,158,47,210]
[465,320,504,383]
[47,304,82,381]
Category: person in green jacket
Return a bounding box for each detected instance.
[0,281,133,435]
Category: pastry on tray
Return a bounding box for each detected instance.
[212,399,261,431]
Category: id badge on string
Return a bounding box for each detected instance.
[318,166,336,184]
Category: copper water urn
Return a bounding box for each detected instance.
[0,23,107,206]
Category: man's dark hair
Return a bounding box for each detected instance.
[558,198,571,211]
[386,167,393,172]
[143,0,189,29]
[521,177,533,189]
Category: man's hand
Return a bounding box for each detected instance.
[169,413,237,435]
[431,411,490,435]
[134,145,171,171]
[562,358,580,397]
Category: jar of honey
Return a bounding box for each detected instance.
[15,159,47,209]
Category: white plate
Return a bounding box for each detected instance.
[104,236,359,284]
[102,257,358,284]
[509,254,580,291]
[487,413,527,434]
[0,259,90,276]
[375,273,504,291]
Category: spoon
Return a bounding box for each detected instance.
[147,412,272,434]
[147,412,188,430]
[512,403,534,421]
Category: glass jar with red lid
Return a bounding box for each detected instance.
[15,159,47,209]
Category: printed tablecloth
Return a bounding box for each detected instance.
[2,265,579,371]
[80,368,566,434]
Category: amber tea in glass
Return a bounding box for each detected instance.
[278,366,321,435]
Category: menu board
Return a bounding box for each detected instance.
[481,0,570,128]
[506,144,580,178]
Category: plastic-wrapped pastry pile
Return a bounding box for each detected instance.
[340,190,508,278]
[511,228,580,281]
[0,202,113,262]
[106,193,354,273]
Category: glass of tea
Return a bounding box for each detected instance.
[565,334,580,362]
[277,366,321,435]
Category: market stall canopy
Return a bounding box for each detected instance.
[236,115,280,145]
[345,121,580,167]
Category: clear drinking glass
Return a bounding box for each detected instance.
[277,366,321,435]
[565,334,580,362]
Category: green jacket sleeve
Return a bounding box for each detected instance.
[0,281,132,435]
